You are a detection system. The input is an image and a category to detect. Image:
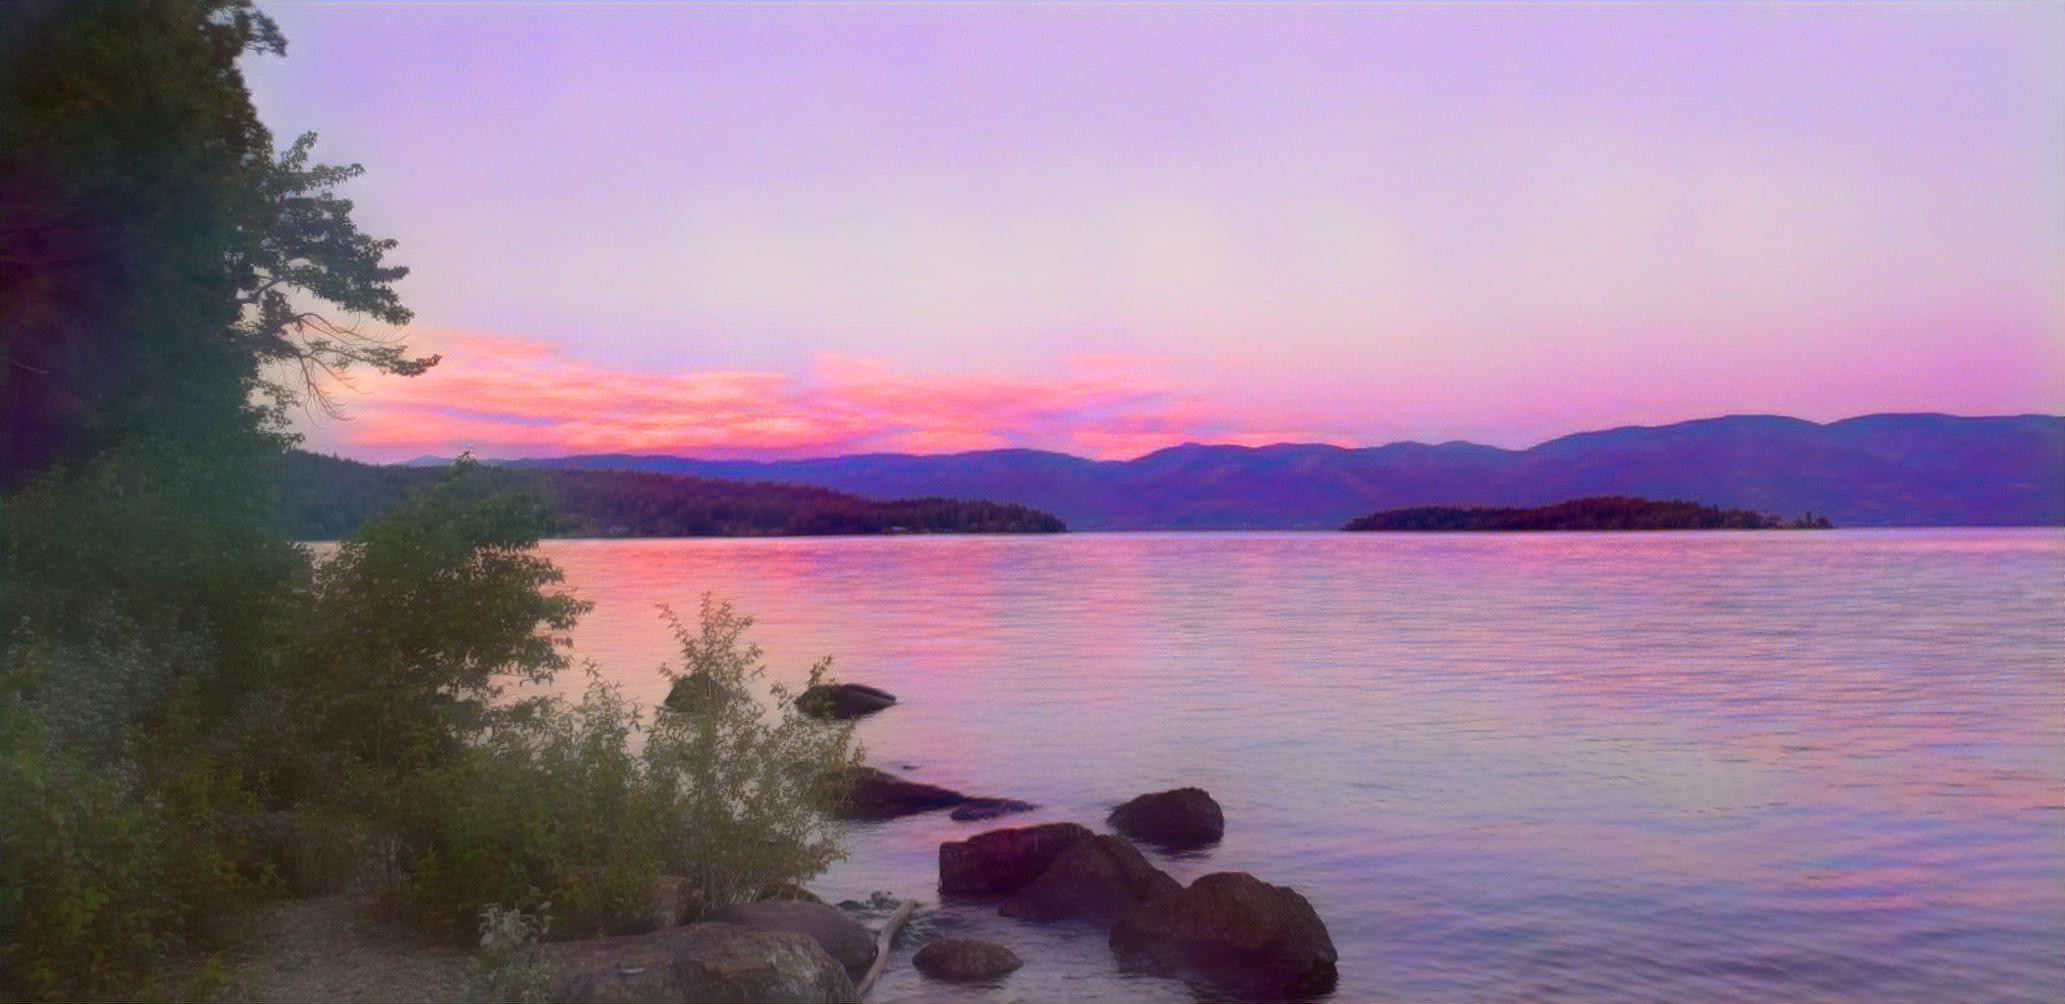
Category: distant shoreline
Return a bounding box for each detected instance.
[1345,497,1833,532]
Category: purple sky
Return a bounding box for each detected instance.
[246,3,2065,460]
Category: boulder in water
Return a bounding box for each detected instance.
[999,834,1179,924]
[1107,787,1224,850]
[835,766,967,821]
[911,938,1023,983]
[938,822,1093,896]
[1108,871,1337,998]
[797,683,897,720]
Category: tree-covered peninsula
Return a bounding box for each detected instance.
[1343,496,1834,531]
[280,452,1068,539]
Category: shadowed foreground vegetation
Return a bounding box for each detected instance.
[1344,496,1835,531]
[0,4,863,997]
[281,451,1067,540]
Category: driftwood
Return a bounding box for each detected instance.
[856,898,916,998]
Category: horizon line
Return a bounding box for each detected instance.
[358,409,2065,468]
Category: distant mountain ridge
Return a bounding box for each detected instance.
[492,413,2065,530]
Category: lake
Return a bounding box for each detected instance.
[536,529,2065,1003]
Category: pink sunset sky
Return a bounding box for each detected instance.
[245,3,2065,462]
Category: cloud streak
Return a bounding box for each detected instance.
[313,332,1349,462]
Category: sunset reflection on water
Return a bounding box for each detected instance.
[534,529,2062,1002]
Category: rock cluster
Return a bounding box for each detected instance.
[929,786,1335,998]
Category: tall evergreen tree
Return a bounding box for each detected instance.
[0,0,433,484]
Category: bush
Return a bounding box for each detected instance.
[0,653,247,1000]
[290,457,588,785]
[373,672,663,940]
[376,597,862,942]
[644,596,862,910]
[475,904,553,1003]
[1,453,867,990]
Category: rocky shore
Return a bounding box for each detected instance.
[540,679,1337,1002]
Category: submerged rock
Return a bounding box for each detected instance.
[949,798,1037,822]
[1108,787,1224,849]
[835,766,967,821]
[999,834,1179,924]
[797,683,897,720]
[547,921,856,1003]
[707,900,876,978]
[938,822,1094,896]
[911,938,1023,983]
[1108,871,1337,998]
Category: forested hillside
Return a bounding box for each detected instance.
[279,452,1067,538]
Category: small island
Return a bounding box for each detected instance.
[1343,496,1834,532]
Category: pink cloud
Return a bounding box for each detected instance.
[309,331,1346,462]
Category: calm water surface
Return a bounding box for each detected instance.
[537,530,2065,1003]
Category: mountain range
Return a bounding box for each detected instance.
[484,413,2065,530]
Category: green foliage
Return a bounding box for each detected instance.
[646,596,862,910]
[0,631,249,1000]
[367,597,860,944]
[369,673,661,940]
[474,905,554,1004]
[1,0,281,478]
[2,7,863,997]
[0,435,308,716]
[291,458,589,782]
[0,0,431,485]
[234,131,439,420]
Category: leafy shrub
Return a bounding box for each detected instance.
[474,904,553,1003]
[0,663,246,1000]
[290,457,588,783]
[644,596,862,910]
[378,598,862,942]
[374,673,663,940]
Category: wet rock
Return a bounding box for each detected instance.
[1108,787,1224,849]
[547,921,857,1002]
[949,798,1037,822]
[938,822,1094,896]
[707,900,876,978]
[911,938,1023,983]
[835,766,967,821]
[1108,872,1337,999]
[797,683,897,720]
[999,834,1180,924]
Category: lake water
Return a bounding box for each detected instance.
[538,530,2065,1003]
